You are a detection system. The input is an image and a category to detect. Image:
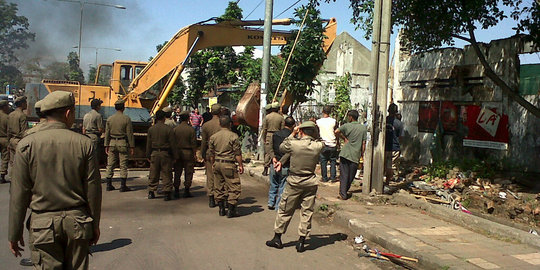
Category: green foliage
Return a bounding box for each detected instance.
[424,158,505,181]
[333,73,352,124]
[219,1,243,21]
[280,5,326,108]
[87,66,97,84]
[0,65,23,90]
[0,0,35,64]
[67,52,84,83]
[44,62,69,81]
[167,81,187,106]
[319,203,329,211]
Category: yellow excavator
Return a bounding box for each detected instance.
[24,17,337,166]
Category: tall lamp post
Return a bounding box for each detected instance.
[72,46,121,67]
[56,0,126,66]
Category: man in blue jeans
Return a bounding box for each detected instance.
[335,110,367,200]
[267,116,295,210]
[316,105,338,182]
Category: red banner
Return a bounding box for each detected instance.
[462,106,509,150]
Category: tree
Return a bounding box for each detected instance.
[67,52,85,83]
[333,73,352,123]
[88,66,97,84]
[279,5,327,112]
[312,0,540,117]
[44,62,69,81]
[0,0,35,89]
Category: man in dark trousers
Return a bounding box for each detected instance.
[335,110,367,200]
[0,100,10,184]
[267,116,295,210]
[146,110,177,201]
[385,103,404,182]
[261,102,284,176]
[9,91,102,269]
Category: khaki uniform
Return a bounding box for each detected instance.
[164,118,177,128]
[7,108,28,177]
[209,128,242,205]
[146,122,176,193]
[200,116,221,196]
[0,110,9,175]
[262,112,284,167]
[9,122,102,269]
[173,122,196,189]
[104,111,134,179]
[83,109,103,158]
[23,119,46,137]
[274,134,324,237]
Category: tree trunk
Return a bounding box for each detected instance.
[467,26,540,118]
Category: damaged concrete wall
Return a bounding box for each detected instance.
[395,36,540,172]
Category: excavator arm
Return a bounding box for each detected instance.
[125,18,337,115]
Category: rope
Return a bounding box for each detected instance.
[272,8,310,102]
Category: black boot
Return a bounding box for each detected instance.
[296,236,306,253]
[262,166,269,176]
[218,201,226,216]
[227,203,237,218]
[148,191,155,199]
[173,188,180,199]
[119,178,131,192]
[209,196,216,208]
[164,192,172,201]
[106,178,115,191]
[183,188,193,198]
[265,233,283,249]
[0,174,7,184]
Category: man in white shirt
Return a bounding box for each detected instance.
[316,105,338,182]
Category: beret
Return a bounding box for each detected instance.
[298,120,317,129]
[40,91,75,112]
[211,103,222,114]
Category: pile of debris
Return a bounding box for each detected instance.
[396,166,540,230]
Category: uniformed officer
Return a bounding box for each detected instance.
[23,100,47,138]
[200,103,222,208]
[0,100,10,184]
[104,99,135,192]
[8,91,102,269]
[163,107,177,128]
[209,115,244,218]
[7,96,28,179]
[266,121,324,253]
[147,110,177,201]
[173,110,196,199]
[82,99,104,162]
[261,102,284,176]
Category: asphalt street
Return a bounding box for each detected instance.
[0,168,381,270]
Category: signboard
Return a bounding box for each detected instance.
[418,101,458,133]
[462,106,509,150]
[208,97,218,107]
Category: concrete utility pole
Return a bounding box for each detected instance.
[258,0,273,159]
[363,0,392,194]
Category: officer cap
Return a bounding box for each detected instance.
[40,91,75,112]
[211,103,221,114]
[90,99,103,108]
[264,104,272,110]
[271,102,280,109]
[0,100,9,107]
[114,99,125,105]
[298,120,317,129]
[34,100,42,109]
[162,107,173,113]
[15,96,27,103]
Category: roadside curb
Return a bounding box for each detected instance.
[392,192,540,250]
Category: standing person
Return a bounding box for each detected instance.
[267,116,295,210]
[23,100,46,137]
[201,103,222,208]
[0,100,10,184]
[201,107,212,125]
[385,103,404,182]
[173,110,196,199]
[265,121,324,252]
[7,96,28,180]
[190,108,203,138]
[173,107,182,123]
[334,110,367,200]
[104,99,135,192]
[208,115,244,218]
[146,110,177,201]
[163,107,177,128]
[8,91,102,269]
[261,102,284,176]
[82,99,104,162]
[316,105,338,182]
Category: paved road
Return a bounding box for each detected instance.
[0,169,381,270]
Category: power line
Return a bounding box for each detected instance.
[245,0,264,19]
[275,0,302,18]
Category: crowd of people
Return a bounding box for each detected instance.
[4,90,404,268]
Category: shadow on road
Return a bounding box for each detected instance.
[237,196,264,217]
[282,233,348,251]
[90,238,132,253]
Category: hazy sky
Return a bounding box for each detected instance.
[12,0,540,76]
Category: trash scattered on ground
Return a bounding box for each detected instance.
[354,235,365,244]
[358,244,418,263]
[529,229,539,236]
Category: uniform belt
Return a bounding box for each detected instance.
[215,159,236,164]
[31,205,86,214]
[290,172,315,177]
[86,131,100,135]
[152,148,170,151]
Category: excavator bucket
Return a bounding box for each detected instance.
[236,82,261,129]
